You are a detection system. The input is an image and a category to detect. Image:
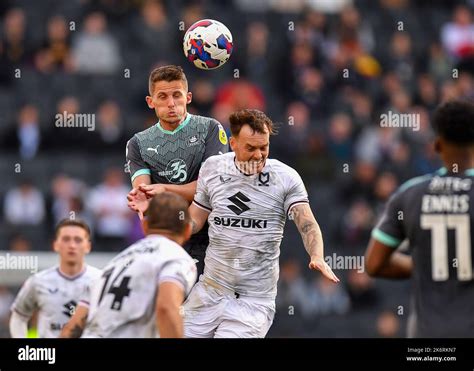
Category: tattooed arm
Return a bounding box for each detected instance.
[188,202,210,234]
[290,203,339,283]
[59,305,89,338]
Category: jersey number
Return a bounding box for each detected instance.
[98,261,133,310]
[421,214,472,281]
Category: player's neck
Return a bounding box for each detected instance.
[160,114,187,132]
[442,148,474,173]
[147,231,183,245]
[59,261,85,278]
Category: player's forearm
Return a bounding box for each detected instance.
[367,252,413,279]
[291,204,324,259]
[59,305,89,338]
[9,311,29,338]
[163,181,197,203]
[156,307,183,338]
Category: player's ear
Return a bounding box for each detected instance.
[229,136,236,151]
[183,222,192,243]
[52,239,59,253]
[186,92,192,104]
[84,238,92,255]
[146,95,154,109]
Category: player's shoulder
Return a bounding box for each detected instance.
[84,265,102,279]
[31,266,60,285]
[202,150,231,168]
[267,158,302,180]
[160,237,192,260]
[395,169,443,196]
[188,113,221,128]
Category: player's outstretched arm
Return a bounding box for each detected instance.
[290,203,339,283]
[188,202,210,234]
[59,304,89,338]
[156,282,185,338]
[140,181,197,203]
[9,311,29,338]
[365,238,413,279]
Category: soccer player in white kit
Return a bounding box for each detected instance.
[184,109,340,338]
[9,219,101,338]
[75,192,197,338]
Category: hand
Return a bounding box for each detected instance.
[127,188,150,220]
[138,183,167,198]
[309,256,340,283]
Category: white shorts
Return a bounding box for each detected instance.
[183,278,275,338]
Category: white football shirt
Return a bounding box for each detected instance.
[83,235,197,338]
[193,152,309,299]
[11,265,101,338]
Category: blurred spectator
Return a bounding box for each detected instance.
[276,259,311,318]
[441,5,474,61]
[2,104,43,159]
[71,12,122,74]
[188,79,215,117]
[339,199,374,250]
[326,112,354,163]
[8,234,32,252]
[305,276,351,317]
[89,100,127,152]
[4,180,45,225]
[87,168,132,251]
[50,174,87,224]
[130,0,175,65]
[35,15,71,73]
[346,269,379,311]
[2,8,29,65]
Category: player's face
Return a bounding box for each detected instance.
[230,124,269,174]
[53,226,91,264]
[146,80,192,126]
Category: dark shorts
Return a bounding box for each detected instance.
[183,224,209,279]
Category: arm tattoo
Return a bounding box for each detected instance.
[64,312,88,338]
[291,205,323,258]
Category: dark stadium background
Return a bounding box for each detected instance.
[0,0,473,338]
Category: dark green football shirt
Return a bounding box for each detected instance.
[372,167,474,337]
[126,113,229,275]
[126,113,228,184]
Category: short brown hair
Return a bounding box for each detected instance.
[148,65,188,94]
[146,192,190,234]
[55,219,91,240]
[229,109,275,137]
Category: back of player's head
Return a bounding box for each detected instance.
[432,100,474,145]
[146,192,190,235]
[148,65,188,94]
[229,109,275,137]
[54,218,91,240]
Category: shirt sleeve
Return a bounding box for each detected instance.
[11,276,37,319]
[371,191,405,248]
[157,258,197,296]
[192,160,212,212]
[126,135,151,183]
[284,169,310,215]
[202,120,228,161]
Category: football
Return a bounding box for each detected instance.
[183,19,233,70]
